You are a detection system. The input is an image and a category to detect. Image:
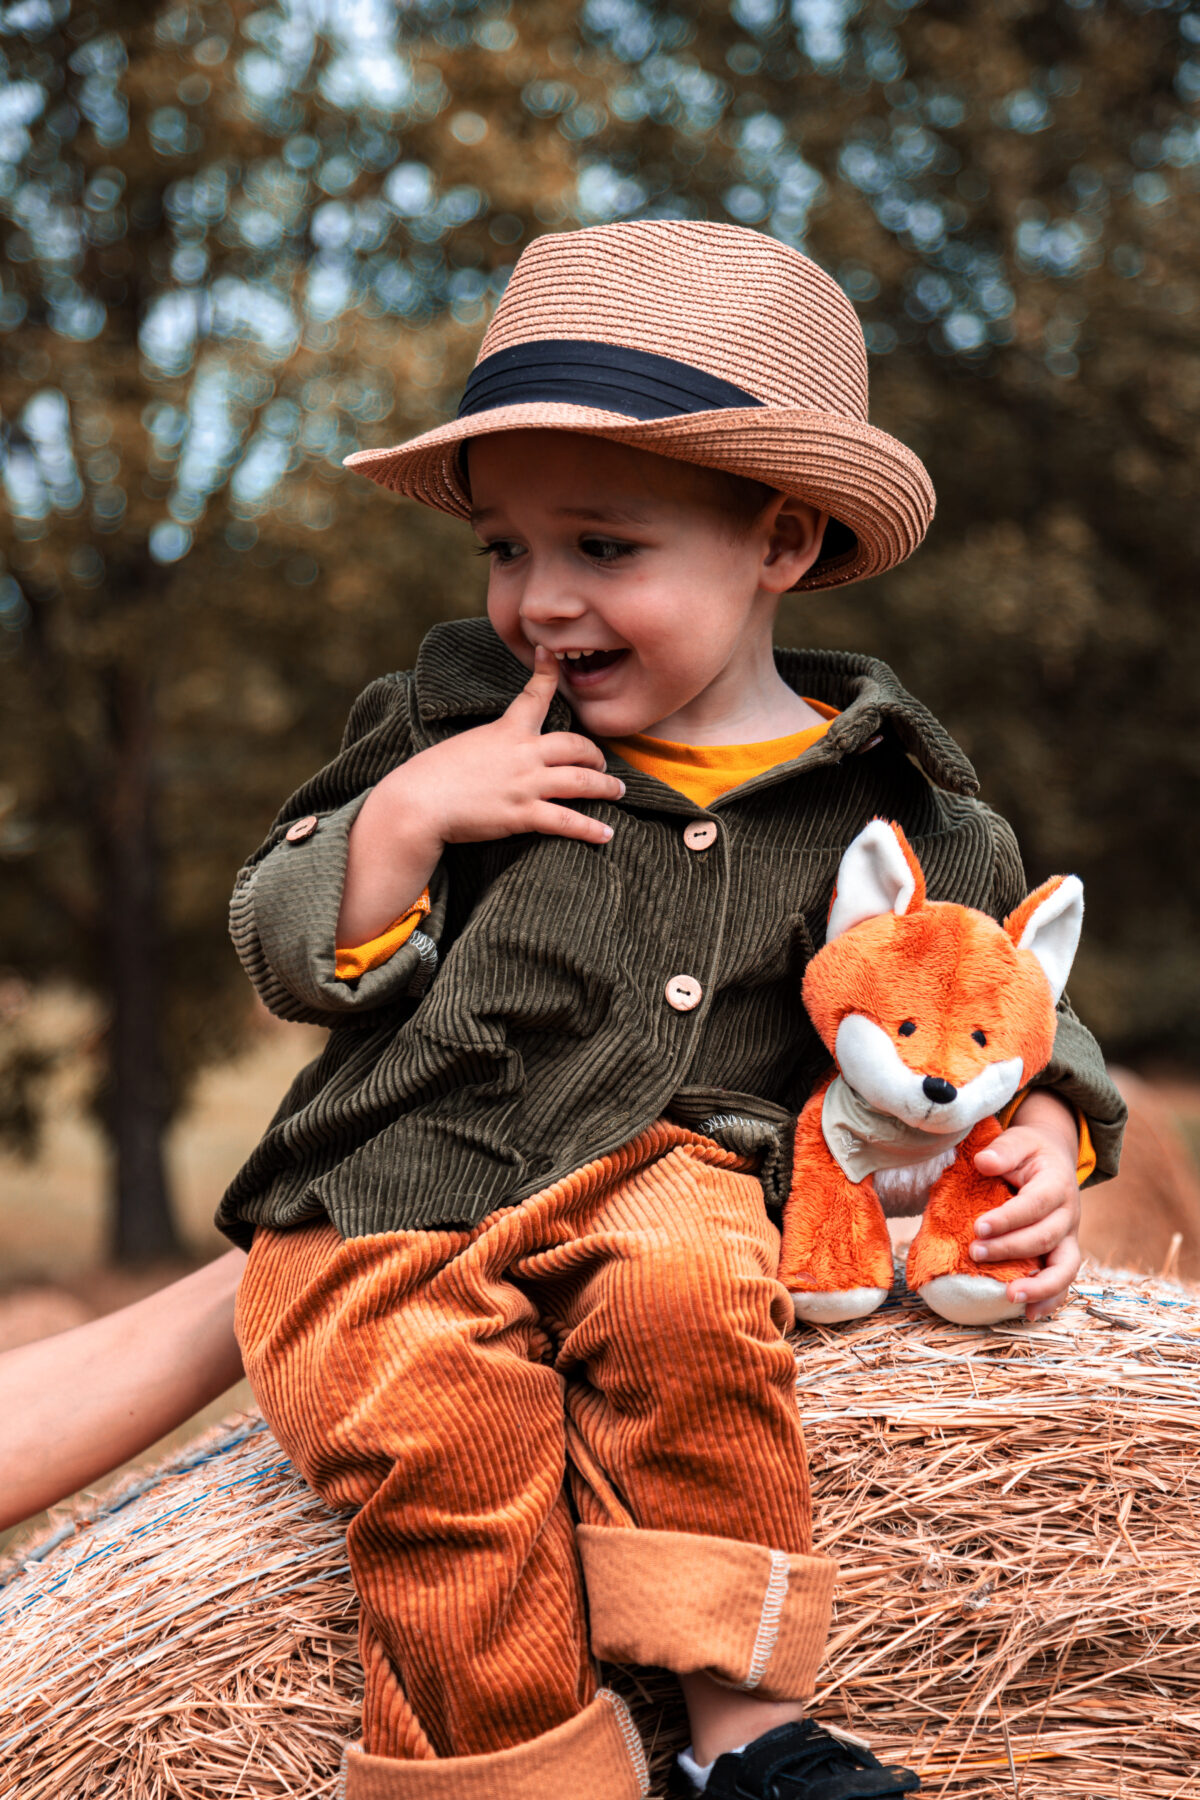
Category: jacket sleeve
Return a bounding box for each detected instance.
[228,673,448,1024]
[987,807,1126,1185]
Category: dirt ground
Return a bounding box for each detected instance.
[2,994,1198,1562]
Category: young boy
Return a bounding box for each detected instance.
[217,222,1124,1800]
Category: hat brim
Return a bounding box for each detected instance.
[343,402,935,591]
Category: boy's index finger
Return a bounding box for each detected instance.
[506,646,561,732]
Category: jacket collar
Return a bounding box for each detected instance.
[412,616,979,799]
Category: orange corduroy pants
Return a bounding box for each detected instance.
[235,1120,836,1799]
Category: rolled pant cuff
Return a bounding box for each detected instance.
[340,1689,649,1799]
[579,1525,837,1702]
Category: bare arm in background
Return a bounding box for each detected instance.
[0,1248,246,1533]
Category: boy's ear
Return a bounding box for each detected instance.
[760,494,828,591]
[826,819,926,942]
[1003,875,1084,1004]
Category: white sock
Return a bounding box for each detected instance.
[677,1742,748,1793]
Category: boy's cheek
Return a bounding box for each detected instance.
[486,603,534,669]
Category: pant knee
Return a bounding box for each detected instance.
[565,1235,792,1396]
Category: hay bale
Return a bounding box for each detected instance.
[2,1262,1198,1798]
[0,1419,360,1798]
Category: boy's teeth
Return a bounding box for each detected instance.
[552,646,625,670]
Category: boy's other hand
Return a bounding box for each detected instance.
[339,648,625,946]
[970,1090,1082,1322]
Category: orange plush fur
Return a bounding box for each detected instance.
[781,821,1079,1327]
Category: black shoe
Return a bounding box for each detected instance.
[705,1719,921,1799]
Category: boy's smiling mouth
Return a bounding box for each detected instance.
[552,647,629,688]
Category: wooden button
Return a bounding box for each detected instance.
[665,974,703,1012]
[683,820,718,852]
[285,815,318,843]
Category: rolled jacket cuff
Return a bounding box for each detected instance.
[252,795,443,1015]
[341,1689,648,1799]
[578,1524,836,1702]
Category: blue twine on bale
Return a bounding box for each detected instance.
[0,1415,298,1599]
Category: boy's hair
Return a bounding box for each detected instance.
[714,470,855,560]
[709,469,776,534]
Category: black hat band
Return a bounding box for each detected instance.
[457,339,765,422]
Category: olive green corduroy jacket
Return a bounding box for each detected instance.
[214,618,1126,1251]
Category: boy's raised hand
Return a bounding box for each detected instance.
[423,646,624,848]
[338,647,624,946]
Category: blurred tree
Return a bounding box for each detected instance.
[1,0,1197,1260]
[0,0,577,1258]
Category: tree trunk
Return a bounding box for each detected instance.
[99,664,182,1264]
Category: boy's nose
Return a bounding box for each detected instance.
[922,1076,957,1105]
[519,577,585,624]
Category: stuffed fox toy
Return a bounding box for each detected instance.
[781,819,1084,1328]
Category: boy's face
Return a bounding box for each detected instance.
[468,430,824,739]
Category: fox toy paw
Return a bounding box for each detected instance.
[904,1131,1041,1325]
[791,1284,891,1325]
[781,1092,895,1324]
[915,1271,1028,1326]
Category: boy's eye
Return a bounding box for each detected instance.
[898,1020,917,1037]
[579,536,637,564]
[972,1029,987,1046]
[476,539,523,564]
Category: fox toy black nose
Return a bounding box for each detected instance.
[922,1076,958,1105]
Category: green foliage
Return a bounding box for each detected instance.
[0,0,1197,1205]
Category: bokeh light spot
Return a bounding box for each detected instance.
[149,520,192,563]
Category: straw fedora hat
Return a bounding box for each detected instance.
[344,220,935,591]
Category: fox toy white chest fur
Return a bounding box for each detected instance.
[779,820,1084,1327]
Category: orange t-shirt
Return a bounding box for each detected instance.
[335,888,431,981]
[604,700,838,810]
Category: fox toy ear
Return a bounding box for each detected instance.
[826,820,927,943]
[1004,874,1084,1004]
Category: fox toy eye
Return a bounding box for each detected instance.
[972,1029,987,1046]
[898,1020,916,1037]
